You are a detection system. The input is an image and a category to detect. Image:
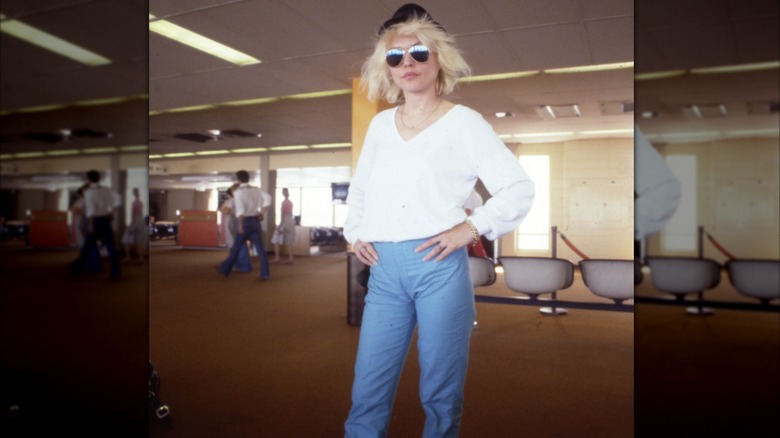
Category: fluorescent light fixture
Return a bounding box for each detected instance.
[634,70,686,81]
[149,154,164,159]
[18,104,67,113]
[149,14,260,66]
[232,147,268,153]
[497,134,513,139]
[544,62,633,74]
[0,14,110,66]
[459,71,539,83]
[283,90,351,100]
[0,153,13,160]
[46,149,80,156]
[163,152,195,158]
[223,97,280,106]
[75,97,130,107]
[164,104,216,113]
[310,142,351,149]
[207,129,221,136]
[195,150,231,155]
[269,145,309,151]
[513,132,574,138]
[119,145,149,152]
[14,152,46,158]
[691,61,780,74]
[579,129,634,135]
[82,147,119,154]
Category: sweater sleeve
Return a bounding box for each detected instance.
[466,115,535,241]
[343,119,379,245]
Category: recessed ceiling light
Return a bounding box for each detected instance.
[544,62,633,74]
[0,13,111,66]
[459,71,539,83]
[208,129,221,136]
[82,147,119,154]
[46,150,80,156]
[269,145,309,151]
[691,61,779,74]
[310,143,351,149]
[195,150,230,156]
[634,70,686,81]
[495,112,513,118]
[149,14,260,66]
[232,148,268,153]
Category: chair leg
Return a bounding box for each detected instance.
[685,291,714,316]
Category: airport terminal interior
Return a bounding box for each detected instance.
[1,0,778,436]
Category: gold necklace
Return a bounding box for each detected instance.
[400,99,442,130]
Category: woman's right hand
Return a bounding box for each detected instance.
[354,239,379,266]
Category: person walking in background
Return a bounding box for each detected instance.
[343,4,535,437]
[270,188,296,264]
[69,170,122,280]
[123,187,146,263]
[220,185,252,273]
[218,170,271,280]
[70,184,101,272]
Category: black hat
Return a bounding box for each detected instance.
[378,3,445,35]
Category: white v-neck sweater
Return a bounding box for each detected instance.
[344,104,535,244]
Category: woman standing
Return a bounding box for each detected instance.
[271,188,296,264]
[343,4,535,437]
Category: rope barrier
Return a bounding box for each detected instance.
[556,231,590,260]
[705,232,737,261]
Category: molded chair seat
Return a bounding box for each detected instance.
[578,259,634,304]
[645,256,721,299]
[468,256,497,288]
[497,257,574,300]
[725,259,780,305]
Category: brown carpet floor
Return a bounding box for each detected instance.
[2,239,777,437]
[149,242,634,437]
[1,241,148,437]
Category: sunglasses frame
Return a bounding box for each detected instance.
[385,44,432,68]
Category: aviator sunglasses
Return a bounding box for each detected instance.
[385,44,431,67]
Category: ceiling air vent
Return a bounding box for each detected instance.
[747,101,780,115]
[682,104,727,119]
[600,101,633,115]
[535,104,580,120]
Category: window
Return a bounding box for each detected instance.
[663,155,697,251]
[516,155,550,250]
[275,167,351,228]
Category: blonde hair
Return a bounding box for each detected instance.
[360,17,471,104]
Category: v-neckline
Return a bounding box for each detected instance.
[393,104,459,143]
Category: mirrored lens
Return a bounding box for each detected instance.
[409,45,430,63]
[385,45,431,67]
[385,48,404,67]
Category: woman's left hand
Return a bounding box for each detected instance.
[415,222,473,262]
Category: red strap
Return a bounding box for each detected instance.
[558,232,590,260]
[706,233,737,260]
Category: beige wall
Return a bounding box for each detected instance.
[502,137,634,261]
[647,137,779,261]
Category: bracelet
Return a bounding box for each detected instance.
[465,219,479,246]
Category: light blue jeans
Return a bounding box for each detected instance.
[345,239,476,438]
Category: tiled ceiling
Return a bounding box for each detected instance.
[0,0,777,160]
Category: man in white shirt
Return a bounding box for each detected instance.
[69,170,122,279]
[218,170,271,279]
